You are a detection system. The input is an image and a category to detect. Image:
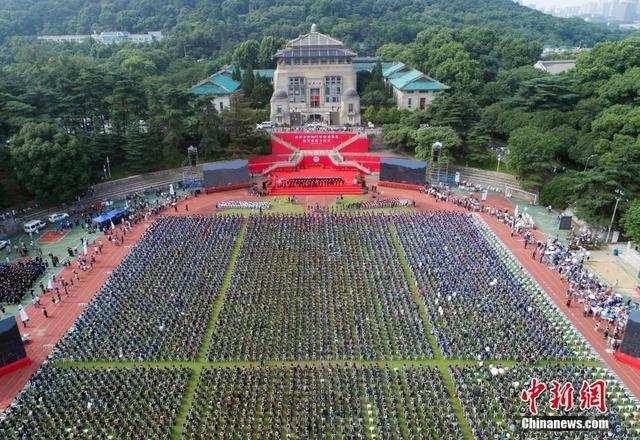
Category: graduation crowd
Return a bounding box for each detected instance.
[52,216,241,361]
[0,365,189,439]
[209,214,432,361]
[451,364,640,439]
[2,211,637,438]
[0,258,46,304]
[395,212,581,361]
[184,365,462,440]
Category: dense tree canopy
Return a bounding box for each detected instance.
[9,122,89,203]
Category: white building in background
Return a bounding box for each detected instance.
[38,31,163,45]
[534,60,577,75]
[270,24,361,126]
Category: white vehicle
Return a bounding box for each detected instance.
[23,219,47,234]
[367,121,375,129]
[47,212,69,223]
[0,239,9,250]
[256,121,274,130]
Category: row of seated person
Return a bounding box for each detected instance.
[275,177,345,188]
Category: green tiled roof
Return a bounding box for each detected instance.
[190,72,240,96]
[382,62,406,78]
[352,60,396,73]
[221,65,274,79]
[388,68,449,92]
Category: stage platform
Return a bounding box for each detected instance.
[269,168,363,196]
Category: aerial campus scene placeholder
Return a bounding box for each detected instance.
[2,1,640,438]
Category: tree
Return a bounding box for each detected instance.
[231,65,242,81]
[249,75,273,109]
[622,199,640,243]
[506,126,560,177]
[241,67,255,97]
[381,124,415,152]
[258,36,285,68]
[426,93,480,136]
[413,126,461,161]
[197,98,227,159]
[221,93,268,155]
[512,76,580,112]
[232,40,259,69]
[9,122,89,202]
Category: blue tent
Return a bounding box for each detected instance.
[92,208,128,228]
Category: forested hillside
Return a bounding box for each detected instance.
[0,0,627,53]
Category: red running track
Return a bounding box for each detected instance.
[478,211,640,399]
[0,221,150,411]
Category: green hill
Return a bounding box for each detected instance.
[0,0,628,56]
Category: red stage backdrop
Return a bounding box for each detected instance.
[276,132,355,149]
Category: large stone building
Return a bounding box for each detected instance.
[270,25,361,126]
[191,28,450,123]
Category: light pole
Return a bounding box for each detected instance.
[496,147,507,173]
[583,154,597,172]
[432,141,442,184]
[105,156,112,179]
[606,189,624,243]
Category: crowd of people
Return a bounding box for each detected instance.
[216,200,271,210]
[451,364,638,439]
[2,204,638,437]
[53,216,242,361]
[185,365,462,439]
[275,176,345,189]
[346,198,414,210]
[424,184,633,351]
[0,258,46,303]
[534,235,632,351]
[210,214,432,361]
[395,212,587,361]
[0,365,189,439]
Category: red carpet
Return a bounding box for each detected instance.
[37,231,66,244]
[269,168,363,196]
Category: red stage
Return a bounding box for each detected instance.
[269,168,363,195]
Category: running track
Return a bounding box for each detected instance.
[1,188,638,412]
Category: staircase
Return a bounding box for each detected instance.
[261,151,302,175]
[329,151,371,174]
[270,134,299,153]
[431,165,524,192]
[334,133,368,152]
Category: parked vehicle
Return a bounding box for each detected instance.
[256,121,274,130]
[0,239,9,250]
[23,219,47,234]
[47,212,69,223]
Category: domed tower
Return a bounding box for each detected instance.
[270,24,360,127]
[270,89,289,125]
[340,88,361,127]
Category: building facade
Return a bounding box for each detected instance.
[382,62,449,111]
[38,31,163,45]
[270,25,361,126]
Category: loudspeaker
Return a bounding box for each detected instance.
[0,316,27,368]
[559,215,572,230]
[620,310,640,358]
